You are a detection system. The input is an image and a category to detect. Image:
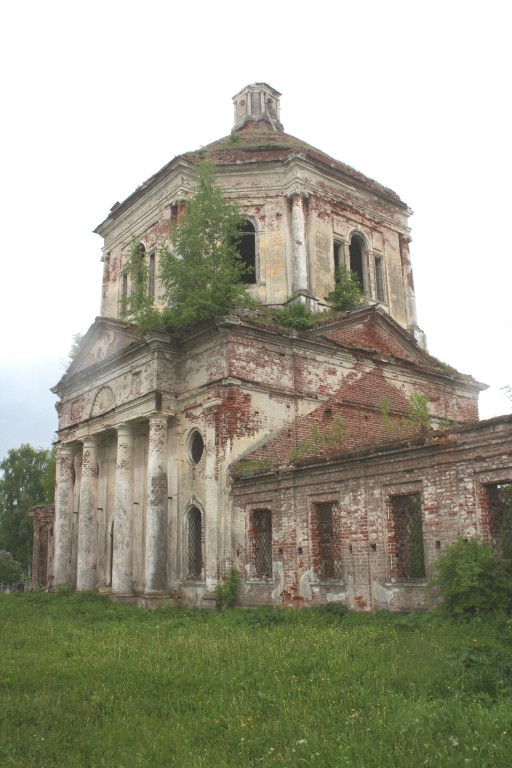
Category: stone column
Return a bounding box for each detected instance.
[290,193,308,292]
[112,424,134,595]
[144,414,169,593]
[398,235,418,327]
[399,234,427,349]
[53,444,75,586]
[76,437,98,591]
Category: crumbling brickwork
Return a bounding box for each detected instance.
[43,83,510,611]
[232,417,512,611]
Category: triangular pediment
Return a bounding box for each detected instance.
[311,307,430,366]
[63,317,139,378]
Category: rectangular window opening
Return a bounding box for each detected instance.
[251,509,272,578]
[374,255,386,302]
[313,502,343,580]
[484,482,512,558]
[148,251,156,298]
[389,493,425,581]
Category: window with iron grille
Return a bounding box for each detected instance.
[313,502,343,580]
[390,494,425,580]
[251,509,272,578]
[484,483,512,559]
[187,507,203,578]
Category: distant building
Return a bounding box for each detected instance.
[44,84,512,609]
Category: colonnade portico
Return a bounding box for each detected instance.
[53,412,173,597]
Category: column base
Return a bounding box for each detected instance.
[139,591,181,610]
[110,591,138,605]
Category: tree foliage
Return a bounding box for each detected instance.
[121,239,165,332]
[123,161,254,331]
[429,537,512,619]
[161,161,254,328]
[0,550,23,583]
[325,265,362,312]
[0,445,55,570]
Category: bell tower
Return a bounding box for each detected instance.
[232,82,283,132]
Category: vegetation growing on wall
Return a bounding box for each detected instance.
[379,393,432,437]
[123,161,254,332]
[325,265,362,312]
[290,416,348,461]
[273,299,314,331]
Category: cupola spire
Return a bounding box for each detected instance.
[232,83,283,132]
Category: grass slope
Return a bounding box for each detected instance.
[1,592,512,767]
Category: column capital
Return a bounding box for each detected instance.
[287,188,309,201]
[81,435,98,448]
[57,443,74,457]
[116,422,134,439]
[148,412,170,426]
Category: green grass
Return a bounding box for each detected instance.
[1,593,512,767]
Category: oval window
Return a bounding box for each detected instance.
[188,430,204,465]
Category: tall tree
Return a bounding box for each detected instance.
[0,444,55,570]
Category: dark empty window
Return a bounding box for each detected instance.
[148,251,156,298]
[313,502,343,580]
[187,507,203,578]
[484,483,512,559]
[333,242,343,277]
[251,509,272,578]
[133,242,146,291]
[374,256,385,302]
[389,494,425,580]
[349,235,365,292]
[237,220,257,284]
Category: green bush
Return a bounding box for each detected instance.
[429,537,512,619]
[214,567,242,609]
[0,550,23,583]
[274,300,314,330]
[325,265,362,311]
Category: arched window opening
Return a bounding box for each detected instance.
[349,235,365,292]
[237,220,257,284]
[187,507,203,578]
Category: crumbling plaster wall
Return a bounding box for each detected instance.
[96,152,413,330]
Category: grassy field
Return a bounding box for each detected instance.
[1,591,512,767]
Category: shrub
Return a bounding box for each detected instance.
[274,301,314,330]
[325,265,362,311]
[214,567,242,609]
[0,550,23,583]
[429,537,512,619]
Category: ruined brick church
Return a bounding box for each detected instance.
[36,83,512,610]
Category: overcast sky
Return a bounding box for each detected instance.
[0,0,510,461]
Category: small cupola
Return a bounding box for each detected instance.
[232,83,283,132]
